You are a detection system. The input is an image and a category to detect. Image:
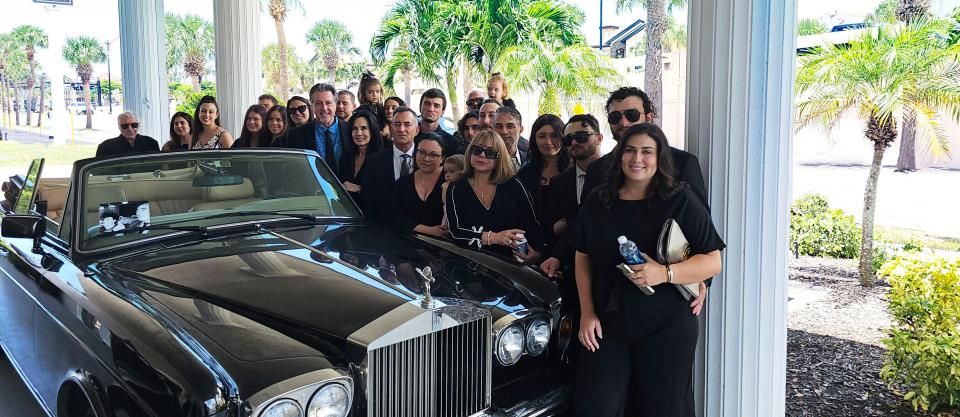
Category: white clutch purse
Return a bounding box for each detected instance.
[656,218,700,301]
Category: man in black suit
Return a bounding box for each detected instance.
[418,88,458,155]
[493,106,529,171]
[540,114,604,280]
[361,107,419,224]
[96,112,160,157]
[583,87,709,210]
[285,83,350,179]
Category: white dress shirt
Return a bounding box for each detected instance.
[392,144,416,180]
[576,164,587,205]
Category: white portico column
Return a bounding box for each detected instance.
[118,0,169,141]
[686,0,796,416]
[213,0,261,135]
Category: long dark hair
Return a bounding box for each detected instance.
[234,105,270,148]
[168,111,193,142]
[191,95,221,146]
[358,71,382,105]
[344,109,384,157]
[528,114,570,173]
[266,105,289,141]
[598,123,681,212]
[286,95,313,127]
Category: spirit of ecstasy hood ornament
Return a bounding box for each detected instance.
[415,266,435,308]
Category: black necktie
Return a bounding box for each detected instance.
[400,154,412,179]
[323,129,338,173]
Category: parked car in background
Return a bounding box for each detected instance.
[0,150,573,417]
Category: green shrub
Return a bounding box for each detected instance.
[873,246,890,272]
[790,193,861,258]
[880,255,960,412]
[903,239,923,252]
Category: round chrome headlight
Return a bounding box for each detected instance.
[496,324,525,365]
[525,317,552,356]
[306,383,350,417]
[260,398,302,417]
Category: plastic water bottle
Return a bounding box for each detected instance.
[618,236,654,295]
[515,233,529,255]
[618,236,645,265]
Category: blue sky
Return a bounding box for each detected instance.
[2,0,958,83]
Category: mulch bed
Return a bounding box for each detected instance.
[785,257,956,417]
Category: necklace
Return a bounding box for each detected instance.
[470,178,494,199]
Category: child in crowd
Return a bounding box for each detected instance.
[441,154,466,230]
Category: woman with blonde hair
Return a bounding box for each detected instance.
[445,130,542,263]
[487,72,516,109]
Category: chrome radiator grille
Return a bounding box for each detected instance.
[367,315,492,417]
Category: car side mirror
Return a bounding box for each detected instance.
[2,214,45,253]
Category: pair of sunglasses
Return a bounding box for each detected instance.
[563,131,596,146]
[607,109,643,125]
[288,105,308,114]
[466,98,484,107]
[469,146,500,160]
[120,122,140,129]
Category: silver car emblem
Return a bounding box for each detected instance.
[415,266,435,308]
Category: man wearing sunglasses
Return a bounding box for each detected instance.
[96,111,160,157]
[582,87,709,210]
[540,114,603,284]
[465,89,486,113]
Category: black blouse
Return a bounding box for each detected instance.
[340,150,371,201]
[572,186,724,326]
[392,172,445,230]
[516,162,562,250]
[446,176,543,259]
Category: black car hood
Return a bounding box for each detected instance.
[100,222,559,361]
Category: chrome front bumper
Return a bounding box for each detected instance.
[482,385,571,417]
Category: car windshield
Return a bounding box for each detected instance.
[78,151,358,251]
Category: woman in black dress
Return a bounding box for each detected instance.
[341,110,384,201]
[572,123,724,417]
[516,114,569,251]
[446,130,543,264]
[162,112,193,151]
[393,132,447,238]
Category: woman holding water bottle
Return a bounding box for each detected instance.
[571,123,724,417]
[446,130,543,263]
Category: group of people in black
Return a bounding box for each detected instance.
[94,69,725,417]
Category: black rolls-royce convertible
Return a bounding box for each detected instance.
[0,150,573,417]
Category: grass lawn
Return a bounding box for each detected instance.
[0,142,96,168]
[876,225,960,253]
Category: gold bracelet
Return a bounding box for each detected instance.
[666,264,674,283]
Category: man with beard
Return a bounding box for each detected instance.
[583,87,708,209]
[539,114,603,280]
[465,89,485,113]
[418,88,458,156]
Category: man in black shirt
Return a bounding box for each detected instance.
[95,112,160,157]
[583,87,709,210]
[418,88,458,156]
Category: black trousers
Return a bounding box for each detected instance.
[572,310,698,417]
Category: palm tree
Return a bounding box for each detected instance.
[797,18,828,36]
[502,40,621,115]
[264,0,302,97]
[371,0,438,105]
[893,0,932,172]
[11,25,48,127]
[795,19,960,286]
[0,33,23,126]
[62,36,107,129]
[261,43,304,96]
[469,0,584,74]
[616,0,685,126]
[165,13,215,92]
[306,19,358,85]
